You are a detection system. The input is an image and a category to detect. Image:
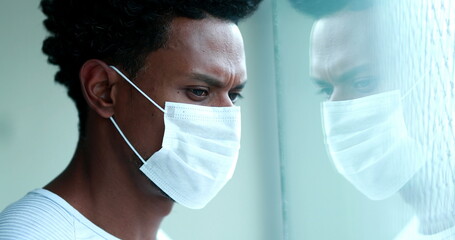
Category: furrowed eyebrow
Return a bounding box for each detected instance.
[189,73,247,90]
[233,81,247,90]
[189,73,224,88]
[336,65,371,83]
[312,78,331,87]
[311,64,372,85]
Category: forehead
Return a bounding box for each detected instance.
[168,17,241,46]
[166,17,245,66]
[139,16,247,83]
[310,9,379,79]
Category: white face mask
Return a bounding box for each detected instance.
[321,90,428,200]
[109,66,241,209]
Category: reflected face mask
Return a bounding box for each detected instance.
[109,66,241,209]
[321,90,427,200]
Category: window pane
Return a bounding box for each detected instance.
[272,0,455,239]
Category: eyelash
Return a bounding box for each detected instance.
[186,88,243,103]
[352,77,377,90]
[229,92,243,103]
[189,88,208,97]
[317,87,333,96]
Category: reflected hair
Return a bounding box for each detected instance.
[289,0,375,18]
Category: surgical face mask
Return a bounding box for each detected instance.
[321,90,427,200]
[109,66,241,209]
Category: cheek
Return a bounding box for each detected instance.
[117,98,166,159]
[141,115,165,158]
[135,103,166,156]
[167,89,192,104]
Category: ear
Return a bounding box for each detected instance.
[80,59,118,118]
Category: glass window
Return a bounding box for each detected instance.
[272,0,455,239]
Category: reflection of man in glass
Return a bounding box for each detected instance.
[290,0,455,239]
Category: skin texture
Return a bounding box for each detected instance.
[45,16,246,240]
[310,8,384,101]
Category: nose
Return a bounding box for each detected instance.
[330,88,358,101]
[329,88,345,101]
[219,96,235,107]
[213,94,235,107]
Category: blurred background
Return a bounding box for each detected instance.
[0,0,419,240]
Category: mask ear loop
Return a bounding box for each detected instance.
[400,75,426,100]
[109,65,166,113]
[108,65,166,164]
[109,117,146,165]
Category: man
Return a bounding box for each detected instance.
[290,0,455,239]
[0,0,261,239]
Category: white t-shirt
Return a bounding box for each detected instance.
[0,189,172,240]
[395,217,455,240]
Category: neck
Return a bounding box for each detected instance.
[400,158,455,235]
[45,118,173,240]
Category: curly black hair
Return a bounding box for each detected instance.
[40,0,262,137]
[289,0,374,18]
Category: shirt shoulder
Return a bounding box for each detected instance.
[0,189,170,240]
[157,229,173,240]
[0,189,75,240]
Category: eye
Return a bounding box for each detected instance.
[186,87,209,101]
[228,92,244,103]
[352,77,377,93]
[317,87,333,97]
[353,79,371,88]
[190,88,208,96]
[314,80,333,98]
